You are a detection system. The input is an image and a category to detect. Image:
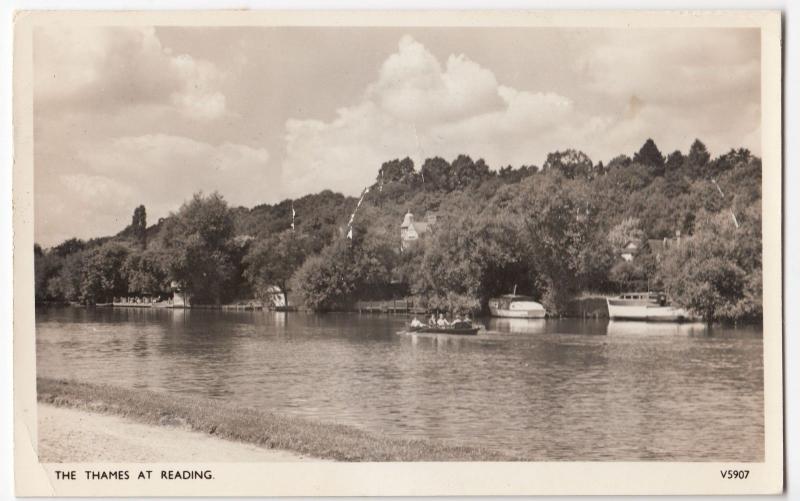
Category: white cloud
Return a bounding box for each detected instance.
[281,36,611,196]
[577,29,760,108]
[35,26,228,120]
[368,35,504,124]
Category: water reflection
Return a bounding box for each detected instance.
[486,318,609,336]
[486,317,547,334]
[36,307,764,461]
[606,320,709,337]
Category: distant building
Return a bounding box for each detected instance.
[619,241,640,262]
[400,211,436,250]
[170,280,190,307]
[263,285,287,308]
[619,231,683,262]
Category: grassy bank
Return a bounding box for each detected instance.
[38,378,514,461]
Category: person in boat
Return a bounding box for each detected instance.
[436,314,450,328]
[428,314,437,327]
[452,314,471,329]
[410,317,424,328]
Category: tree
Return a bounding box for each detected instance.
[159,192,238,304]
[130,205,147,249]
[450,154,491,189]
[659,205,761,322]
[122,249,169,296]
[498,164,537,183]
[293,230,397,311]
[542,149,594,179]
[243,230,309,306]
[511,175,606,313]
[35,245,64,303]
[687,139,710,168]
[633,138,665,174]
[606,155,632,170]
[420,156,453,191]
[49,252,85,302]
[710,148,753,178]
[412,212,537,313]
[378,157,415,184]
[52,238,86,258]
[665,150,685,173]
[79,242,131,304]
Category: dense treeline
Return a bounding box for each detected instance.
[35,138,762,322]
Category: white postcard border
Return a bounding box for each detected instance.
[12,9,783,496]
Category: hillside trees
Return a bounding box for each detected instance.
[33,139,763,322]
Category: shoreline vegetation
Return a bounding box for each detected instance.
[37,378,515,461]
[35,295,618,321]
[35,139,762,323]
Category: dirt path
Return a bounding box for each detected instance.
[37,404,316,462]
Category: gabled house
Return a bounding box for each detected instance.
[619,231,683,263]
[619,241,640,262]
[400,211,436,250]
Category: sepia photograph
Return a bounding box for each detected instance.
[12,9,783,497]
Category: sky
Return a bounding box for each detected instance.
[33,26,761,247]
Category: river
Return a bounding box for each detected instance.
[35,307,764,461]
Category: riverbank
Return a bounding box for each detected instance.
[38,404,309,462]
[37,378,513,462]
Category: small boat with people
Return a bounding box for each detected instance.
[406,325,480,336]
[488,286,547,318]
[403,313,480,336]
[606,291,694,322]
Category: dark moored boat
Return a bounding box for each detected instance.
[406,325,480,336]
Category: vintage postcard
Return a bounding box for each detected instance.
[13,9,783,496]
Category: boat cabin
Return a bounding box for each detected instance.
[614,292,667,306]
[490,295,537,310]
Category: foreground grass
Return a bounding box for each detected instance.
[38,377,515,461]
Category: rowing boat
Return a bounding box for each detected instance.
[405,325,480,336]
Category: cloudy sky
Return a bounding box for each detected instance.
[33,26,760,247]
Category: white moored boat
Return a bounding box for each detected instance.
[489,293,547,319]
[606,292,694,322]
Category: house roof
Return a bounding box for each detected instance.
[401,212,414,228]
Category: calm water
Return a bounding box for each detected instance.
[36,307,764,461]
